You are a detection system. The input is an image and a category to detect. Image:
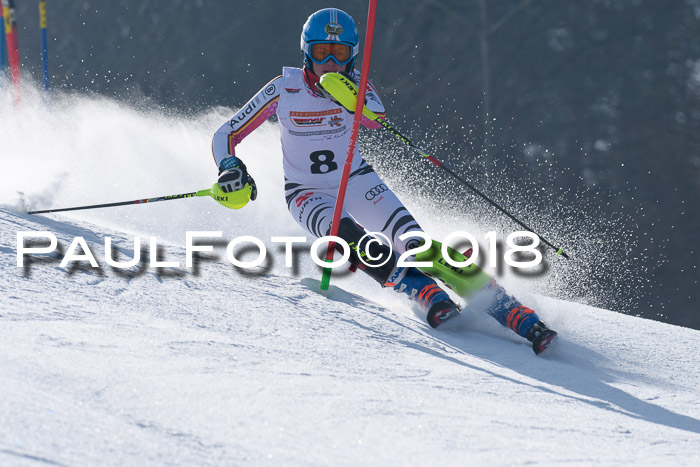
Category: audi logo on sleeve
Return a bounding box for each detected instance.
[365,184,388,200]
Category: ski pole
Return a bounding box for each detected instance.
[27,183,249,215]
[318,73,569,259]
[371,119,569,258]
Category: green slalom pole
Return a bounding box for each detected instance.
[27,183,252,215]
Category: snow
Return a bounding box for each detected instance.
[2,89,700,465]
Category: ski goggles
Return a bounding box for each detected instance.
[308,42,354,65]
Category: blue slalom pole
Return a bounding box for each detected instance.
[39,0,49,93]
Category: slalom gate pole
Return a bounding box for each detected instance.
[39,0,49,95]
[27,188,215,215]
[1,5,5,73]
[320,0,379,290]
[2,0,21,103]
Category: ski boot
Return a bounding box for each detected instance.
[473,279,558,355]
[427,300,462,328]
[387,267,460,328]
[528,321,558,355]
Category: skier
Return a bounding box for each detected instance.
[211,8,557,354]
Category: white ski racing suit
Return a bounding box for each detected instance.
[210,67,555,347]
[212,67,422,254]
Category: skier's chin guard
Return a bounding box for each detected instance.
[318,73,359,111]
[209,183,253,210]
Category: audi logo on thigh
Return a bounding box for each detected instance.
[365,184,388,200]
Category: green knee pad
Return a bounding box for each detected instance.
[414,239,492,298]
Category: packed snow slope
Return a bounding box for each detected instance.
[3,210,700,466]
[1,89,699,465]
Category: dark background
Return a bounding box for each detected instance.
[5,0,698,329]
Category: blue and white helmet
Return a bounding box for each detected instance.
[301,8,359,71]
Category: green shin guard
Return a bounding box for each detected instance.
[414,240,492,298]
